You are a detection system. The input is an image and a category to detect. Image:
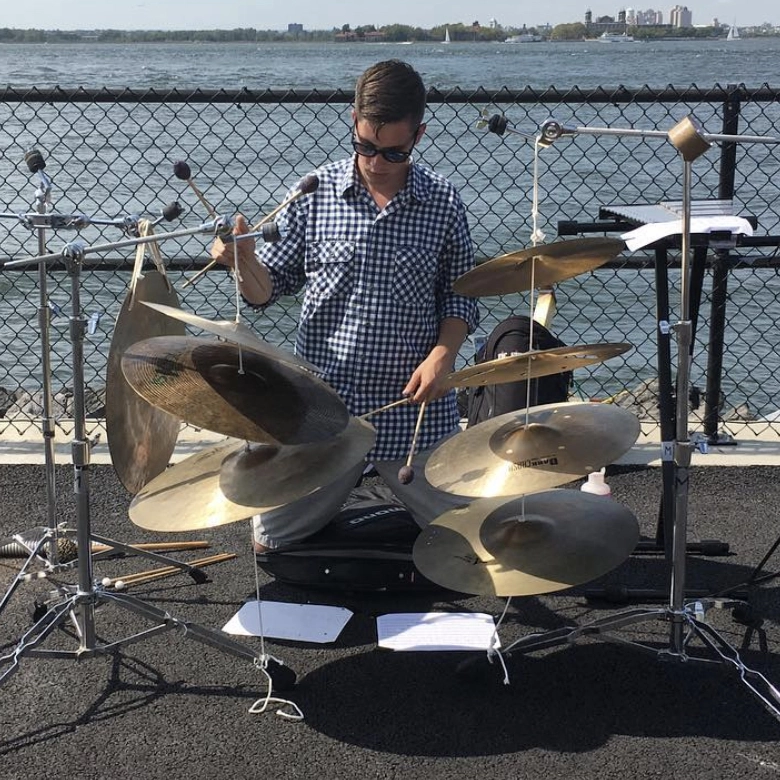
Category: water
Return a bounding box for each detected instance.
[1,38,780,91]
[2,40,780,421]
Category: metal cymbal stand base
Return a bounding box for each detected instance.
[458,600,780,721]
[0,584,295,691]
[0,243,296,695]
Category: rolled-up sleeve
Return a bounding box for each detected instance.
[437,195,480,334]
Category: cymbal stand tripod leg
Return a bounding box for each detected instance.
[0,244,296,696]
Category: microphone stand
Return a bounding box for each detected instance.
[466,114,780,723]
[0,215,296,695]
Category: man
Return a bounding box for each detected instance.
[211,59,479,551]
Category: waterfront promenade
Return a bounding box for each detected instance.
[1,423,779,779]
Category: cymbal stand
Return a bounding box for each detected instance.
[468,115,780,723]
[0,161,198,619]
[0,225,297,705]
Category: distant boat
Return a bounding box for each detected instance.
[505,33,543,43]
[598,31,636,43]
[444,26,451,44]
[726,23,740,40]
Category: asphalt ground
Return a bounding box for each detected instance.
[1,461,779,780]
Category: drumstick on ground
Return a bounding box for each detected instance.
[102,552,237,591]
[92,541,211,555]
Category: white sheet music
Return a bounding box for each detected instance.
[222,600,353,644]
[621,215,753,252]
[376,612,500,652]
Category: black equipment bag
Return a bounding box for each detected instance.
[466,315,571,428]
[254,485,439,592]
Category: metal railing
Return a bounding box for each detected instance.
[1,84,779,440]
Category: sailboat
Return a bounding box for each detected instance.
[444,26,451,44]
[726,22,740,40]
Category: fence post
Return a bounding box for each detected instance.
[703,85,740,443]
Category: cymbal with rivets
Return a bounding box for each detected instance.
[425,401,640,498]
[453,238,625,296]
[121,335,348,444]
[413,490,640,597]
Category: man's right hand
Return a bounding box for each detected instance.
[210,214,255,270]
[209,213,274,305]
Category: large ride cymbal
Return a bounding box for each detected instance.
[413,490,640,597]
[425,401,640,498]
[106,271,184,494]
[445,342,631,389]
[453,238,625,297]
[121,335,349,444]
[129,417,376,531]
[141,301,319,373]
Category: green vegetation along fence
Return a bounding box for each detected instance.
[1,84,779,441]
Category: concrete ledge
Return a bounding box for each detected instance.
[3,420,780,467]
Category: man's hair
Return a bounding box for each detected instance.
[354,60,426,128]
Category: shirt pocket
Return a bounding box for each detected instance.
[392,246,438,307]
[304,240,355,303]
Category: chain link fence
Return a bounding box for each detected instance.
[1,85,779,441]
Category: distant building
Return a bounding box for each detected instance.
[635,8,663,24]
[287,23,304,34]
[669,4,692,27]
[586,6,663,26]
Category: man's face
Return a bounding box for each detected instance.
[351,115,425,186]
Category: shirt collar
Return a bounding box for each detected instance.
[339,156,431,204]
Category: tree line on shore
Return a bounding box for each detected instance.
[0,23,765,44]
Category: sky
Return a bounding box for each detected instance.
[0,0,773,31]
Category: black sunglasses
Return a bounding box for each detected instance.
[352,124,420,163]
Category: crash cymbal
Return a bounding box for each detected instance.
[445,343,631,389]
[453,238,625,297]
[121,335,349,444]
[413,490,639,597]
[129,416,376,531]
[106,271,184,493]
[141,301,319,373]
[425,401,640,498]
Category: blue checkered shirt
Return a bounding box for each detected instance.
[255,156,479,461]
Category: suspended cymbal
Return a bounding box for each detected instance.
[106,271,184,493]
[141,301,319,373]
[445,342,631,389]
[413,490,640,597]
[425,401,640,498]
[129,417,376,531]
[453,238,625,297]
[121,335,348,444]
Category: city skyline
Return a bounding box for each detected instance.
[0,0,774,31]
